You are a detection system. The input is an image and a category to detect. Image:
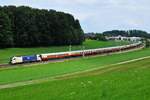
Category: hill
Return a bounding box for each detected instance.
[103,30,150,38]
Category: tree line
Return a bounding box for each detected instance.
[0,6,84,48]
[103,30,150,38]
[84,33,107,41]
[85,30,150,41]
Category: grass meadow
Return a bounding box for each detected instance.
[0,40,149,100]
[0,55,150,100]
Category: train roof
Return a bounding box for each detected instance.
[40,42,141,56]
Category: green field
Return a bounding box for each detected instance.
[0,40,149,100]
[0,48,149,85]
[0,40,130,64]
[0,54,150,100]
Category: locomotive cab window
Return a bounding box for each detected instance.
[13,58,16,60]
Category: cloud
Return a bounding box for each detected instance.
[0,0,99,6]
[0,0,150,32]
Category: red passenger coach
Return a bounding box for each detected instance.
[10,42,143,64]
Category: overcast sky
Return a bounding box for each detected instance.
[0,0,150,33]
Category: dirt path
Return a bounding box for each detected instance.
[0,55,150,90]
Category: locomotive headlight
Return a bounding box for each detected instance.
[11,57,16,64]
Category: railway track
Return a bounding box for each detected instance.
[0,44,145,68]
[0,64,11,68]
[0,57,81,69]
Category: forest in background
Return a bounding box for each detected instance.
[0,6,84,48]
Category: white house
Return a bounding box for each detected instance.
[129,37,141,42]
[106,35,141,42]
